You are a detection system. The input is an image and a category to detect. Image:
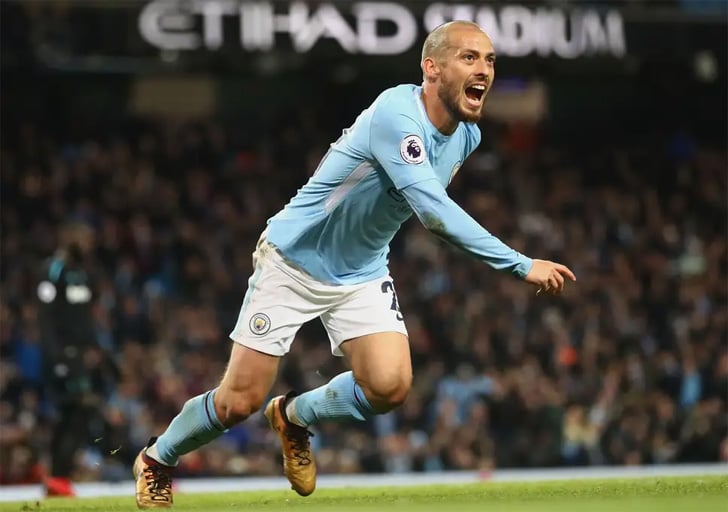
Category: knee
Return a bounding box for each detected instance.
[361,372,412,413]
[215,387,267,427]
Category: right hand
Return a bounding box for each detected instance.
[525,259,576,295]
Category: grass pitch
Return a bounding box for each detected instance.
[3,476,726,512]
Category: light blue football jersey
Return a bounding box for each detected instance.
[266,83,531,285]
[265,84,477,285]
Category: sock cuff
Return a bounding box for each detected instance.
[143,449,177,469]
[204,389,226,431]
[352,381,375,415]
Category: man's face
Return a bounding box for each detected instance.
[437,27,496,123]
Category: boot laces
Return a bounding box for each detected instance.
[143,465,172,501]
[286,427,314,465]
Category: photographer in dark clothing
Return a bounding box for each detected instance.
[36,222,103,497]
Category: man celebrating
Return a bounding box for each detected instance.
[133,21,575,508]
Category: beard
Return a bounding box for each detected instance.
[437,74,484,124]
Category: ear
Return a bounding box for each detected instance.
[422,57,441,82]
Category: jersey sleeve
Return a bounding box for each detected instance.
[369,97,438,190]
[400,177,533,279]
[37,261,63,360]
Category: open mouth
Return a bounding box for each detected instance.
[464,84,486,107]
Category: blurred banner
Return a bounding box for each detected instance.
[138,1,627,58]
[2,0,726,75]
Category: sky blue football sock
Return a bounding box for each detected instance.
[149,389,227,466]
[288,371,376,427]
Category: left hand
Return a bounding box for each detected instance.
[524,259,576,295]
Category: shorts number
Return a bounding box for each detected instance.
[381,281,403,321]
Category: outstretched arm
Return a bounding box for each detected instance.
[401,178,575,293]
[400,177,533,278]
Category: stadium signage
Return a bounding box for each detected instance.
[139,1,626,58]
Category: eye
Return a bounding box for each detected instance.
[464,53,475,62]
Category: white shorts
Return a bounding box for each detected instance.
[229,237,408,357]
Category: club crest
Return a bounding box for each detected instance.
[249,313,271,335]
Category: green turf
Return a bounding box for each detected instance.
[3,476,727,512]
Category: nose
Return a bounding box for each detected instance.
[473,69,489,84]
[475,59,490,79]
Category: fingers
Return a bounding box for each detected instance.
[543,275,561,294]
[554,263,576,282]
[536,262,571,296]
[530,260,576,296]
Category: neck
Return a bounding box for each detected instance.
[421,82,458,135]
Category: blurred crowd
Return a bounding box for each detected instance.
[1,111,726,484]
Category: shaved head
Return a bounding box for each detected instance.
[421,21,485,76]
[419,20,496,130]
